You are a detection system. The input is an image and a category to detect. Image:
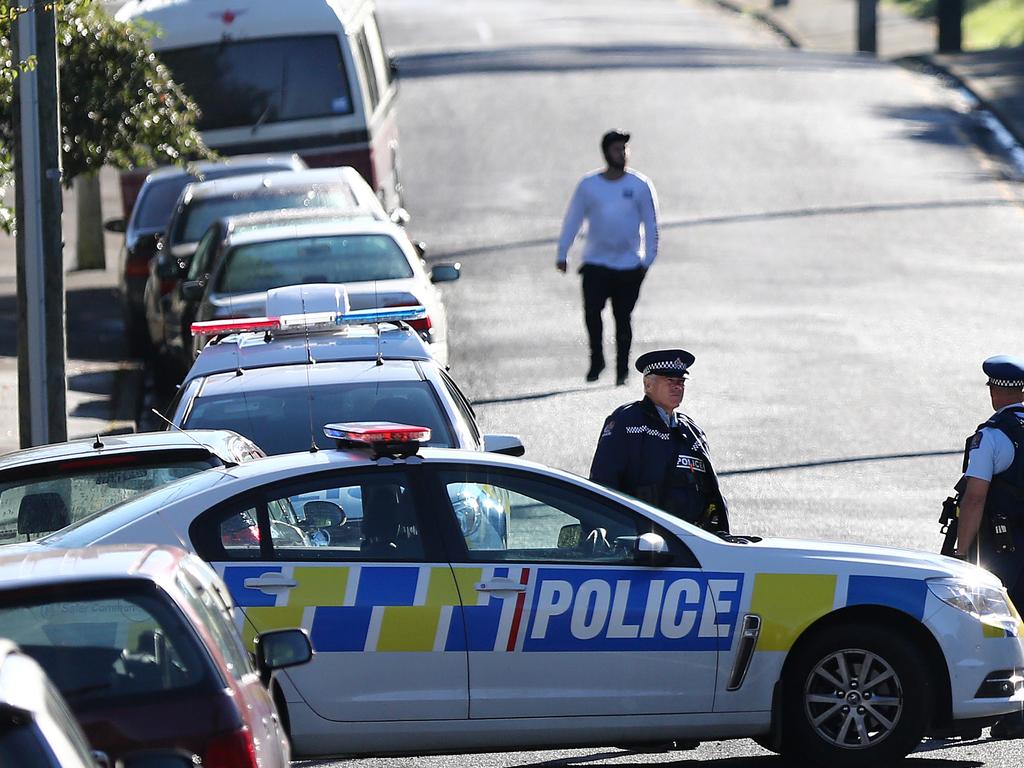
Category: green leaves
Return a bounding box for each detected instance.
[0,0,211,233]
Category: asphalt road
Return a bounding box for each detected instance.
[292,0,1024,765]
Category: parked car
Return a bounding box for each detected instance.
[37,425,1024,765]
[103,154,307,355]
[184,216,458,363]
[0,430,265,545]
[116,0,402,210]
[0,545,312,768]
[146,168,396,372]
[169,284,522,456]
[0,640,199,768]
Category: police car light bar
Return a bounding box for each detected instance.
[324,421,431,458]
[191,306,428,337]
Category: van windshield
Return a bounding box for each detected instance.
[159,35,353,131]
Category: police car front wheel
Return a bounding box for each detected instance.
[783,624,932,766]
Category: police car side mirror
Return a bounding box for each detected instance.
[483,433,525,456]
[634,532,673,566]
[180,279,206,301]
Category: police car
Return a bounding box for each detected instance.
[39,424,1024,766]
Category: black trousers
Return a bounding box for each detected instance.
[581,264,645,375]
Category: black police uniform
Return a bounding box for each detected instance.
[589,350,728,530]
[963,404,1024,608]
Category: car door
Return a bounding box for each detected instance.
[430,465,740,719]
[165,225,219,360]
[190,466,469,722]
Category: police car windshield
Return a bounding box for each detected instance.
[214,235,414,295]
[181,382,454,455]
[175,188,353,244]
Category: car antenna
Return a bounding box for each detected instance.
[374,278,384,366]
[148,408,210,449]
[300,288,318,453]
[92,434,104,450]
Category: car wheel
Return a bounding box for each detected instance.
[782,623,931,767]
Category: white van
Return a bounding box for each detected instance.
[116,0,401,213]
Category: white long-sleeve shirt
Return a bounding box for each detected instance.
[557,169,659,271]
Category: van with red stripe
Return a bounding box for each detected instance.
[116,0,401,215]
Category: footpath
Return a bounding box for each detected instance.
[0,0,1022,454]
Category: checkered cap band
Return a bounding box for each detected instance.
[643,359,689,376]
[988,377,1024,388]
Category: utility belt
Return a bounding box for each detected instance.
[939,476,1016,558]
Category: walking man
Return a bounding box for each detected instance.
[590,349,728,531]
[557,130,659,385]
[953,355,1024,739]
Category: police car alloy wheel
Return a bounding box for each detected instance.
[784,624,932,765]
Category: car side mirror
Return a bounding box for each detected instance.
[103,218,126,234]
[388,52,399,79]
[634,532,673,566]
[430,262,460,283]
[557,523,581,549]
[156,257,187,280]
[389,207,411,226]
[180,279,206,301]
[483,433,525,456]
[255,628,313,685]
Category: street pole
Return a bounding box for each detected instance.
[937,0,964,53]
[857,0,878,55]
[13,0,67,446]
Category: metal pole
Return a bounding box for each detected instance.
[857,0,878,55]
[14,0,66,446]
[937,0,964,53]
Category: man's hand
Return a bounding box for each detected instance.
[556,261,567,273]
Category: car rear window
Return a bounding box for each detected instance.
[215,234,414,295]
[133,176,194,231]
[182,381,453,455]
[158,35,353,132]
[176,187,358,244]
[0,459,216,546]
[0,588,208,708]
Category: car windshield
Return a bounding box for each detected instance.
[0,587,207,708]
[175,187,355,244]
[182,381,453,454]
[0,459,214,546]
[133,176,193,231]
[215,234,414,295]
[158,35,353,132]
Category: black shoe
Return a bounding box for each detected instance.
[615,372,628,386]
[586,362,605,382]
[991,714,1024,740]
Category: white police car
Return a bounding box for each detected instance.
[39,424,1024,766]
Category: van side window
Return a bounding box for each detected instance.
[355,30,380,112]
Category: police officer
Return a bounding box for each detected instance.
[590,349,728,531]
[953,355,1024,739]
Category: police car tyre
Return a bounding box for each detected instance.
[783,624,932,767]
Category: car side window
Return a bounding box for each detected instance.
[437,469,669,565]
[198,471,427,563]
[439,370,481,446]
[186,225,218,281]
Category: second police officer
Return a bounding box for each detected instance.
[590,349,729,531]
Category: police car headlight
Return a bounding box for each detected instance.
[928,578,1016,626]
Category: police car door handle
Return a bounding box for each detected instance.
[244,574,298,591]
[475,580,527,593]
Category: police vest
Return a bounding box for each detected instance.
[963,405,1024,532]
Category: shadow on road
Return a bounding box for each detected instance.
[396,43,882,79]
[719,448,961,477]
[473,385,614,406]
[441,199,1015,260]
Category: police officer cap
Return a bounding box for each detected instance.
[635,349,695,379]
[983,355,1024,388]
[601,129,630,151]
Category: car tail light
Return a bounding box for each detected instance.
[124,258,150,278]
[159,278,177,296]
[407,315,431,333]
[204,727,257,768]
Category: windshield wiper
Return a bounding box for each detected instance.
[251,101,272,135]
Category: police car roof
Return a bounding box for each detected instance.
[0,429,258,474]
[185,326,431,383]
[0,544,191,592]
[190,359,427,398]
[117,0,361,47]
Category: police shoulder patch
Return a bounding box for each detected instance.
[970,431,983,450]
[601,420,615,438]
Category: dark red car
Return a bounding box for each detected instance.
[0,545,311,768]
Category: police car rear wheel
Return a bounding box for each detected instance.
[783,624,931,766]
